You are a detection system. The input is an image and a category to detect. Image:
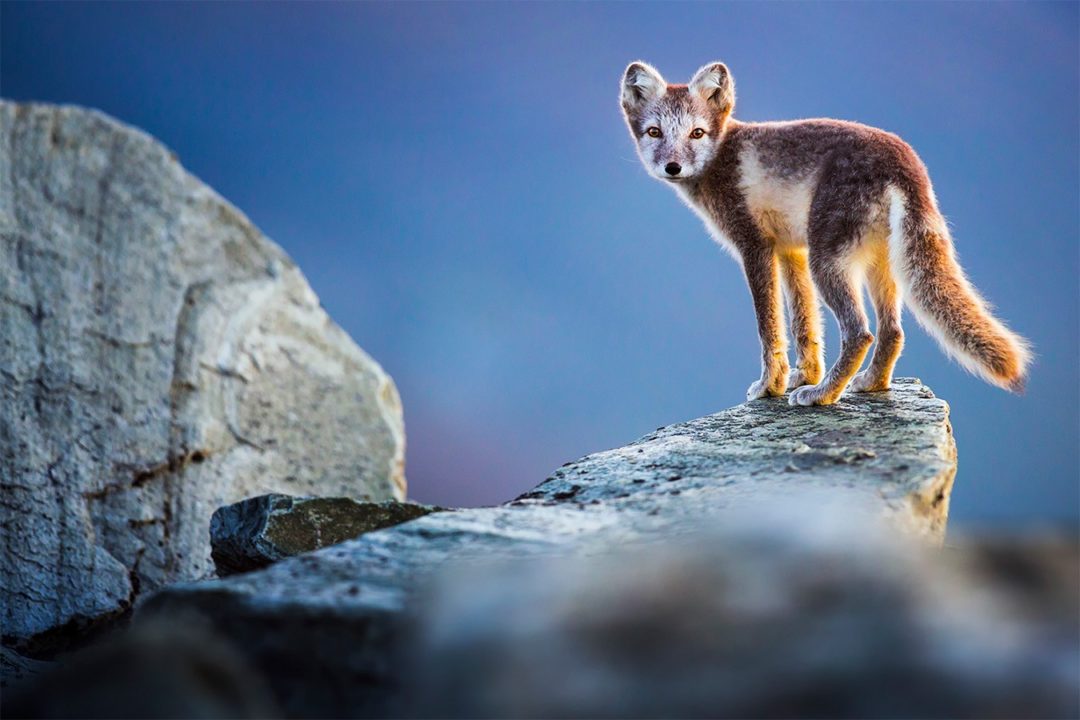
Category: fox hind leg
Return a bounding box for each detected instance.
[789,254,874,406]
[850,247,904,392]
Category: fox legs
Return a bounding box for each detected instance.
[778,250,824,389]
[789,253,874,406]
[742,248,790,400]
[850,250,905,392]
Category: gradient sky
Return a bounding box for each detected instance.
[3,2,1077,526]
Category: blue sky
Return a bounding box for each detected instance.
[3,2,1076,526]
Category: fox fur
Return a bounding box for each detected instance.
[620,61,1032,406]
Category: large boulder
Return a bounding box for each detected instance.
[141,379,970,717]
[0,102,406,649]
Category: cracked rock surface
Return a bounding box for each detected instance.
[0,102,405,647]
[142,378,959,716]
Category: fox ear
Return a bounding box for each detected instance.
[621,61,666,112]
[689,62,735,113]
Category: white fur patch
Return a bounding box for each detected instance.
[886,185,965,368]
[739,147,814,249]
[886,186,909,296]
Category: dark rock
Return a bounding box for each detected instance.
[1,621,279,719]
[210,495,441,576]
[0,646,53,691]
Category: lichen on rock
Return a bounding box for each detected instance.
[210,495,441,576]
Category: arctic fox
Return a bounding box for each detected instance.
[620,61,1031,406]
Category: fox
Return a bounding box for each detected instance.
[620,60,1032,406]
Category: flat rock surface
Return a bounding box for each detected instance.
[143,378,959,716]
[517,376,955,540]
[0,102,406,647]
[211,495,440,576]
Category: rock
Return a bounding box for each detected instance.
[210,495,440,576]
[0,647,53,691]
[515,376,956,542]
[1,621,279,719]
[408,523,1078,719]
[0,102,406,649]
[142,379,962,717]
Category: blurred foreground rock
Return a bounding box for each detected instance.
[2,621,278,719]
[211,495,440,576]
[410,524,1078,719]
[0,103,405,649]
[138,379,991,717]
[0,647,53,691]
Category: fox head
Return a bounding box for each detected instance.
[620,61,735,183]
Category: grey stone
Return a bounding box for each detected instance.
[210,495,440,576]
[0,102,406,648]
[142,378,962,717]
[514,376,956,543]
[409,523,1078,719]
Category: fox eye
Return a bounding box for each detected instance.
[690,128,707,139]
[646,127,662,138]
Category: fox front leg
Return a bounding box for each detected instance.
[741,248,790,400]
[779,250,824,389]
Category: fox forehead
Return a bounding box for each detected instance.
[631,86,713,134]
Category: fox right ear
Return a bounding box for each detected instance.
[689,62,735,113]
[621,62,666,112]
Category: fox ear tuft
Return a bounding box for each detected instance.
[621,62,666,112]
[689,62,735,113]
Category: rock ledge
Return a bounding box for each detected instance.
[143,378,957,715]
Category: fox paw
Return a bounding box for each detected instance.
[788,367,821,389]
[746,378,785,401]
[848,370,891,393]
[788,383,841,407]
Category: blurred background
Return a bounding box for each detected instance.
[2,1,1076,526]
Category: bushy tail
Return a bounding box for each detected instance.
[888,188,1032,392]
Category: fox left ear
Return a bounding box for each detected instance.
[689,62,735,113]
[621,61,666,113]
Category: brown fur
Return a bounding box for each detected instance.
[621,61,1031,404]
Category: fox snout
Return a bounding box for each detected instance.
[664,162,682,177]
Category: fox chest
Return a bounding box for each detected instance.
[739,161,815,250]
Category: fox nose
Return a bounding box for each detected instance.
[665,162,682,176]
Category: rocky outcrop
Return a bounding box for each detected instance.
[141,379,970,717]
[0,103,406,648]
[516,376,956,541]
[210,495,440,576]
